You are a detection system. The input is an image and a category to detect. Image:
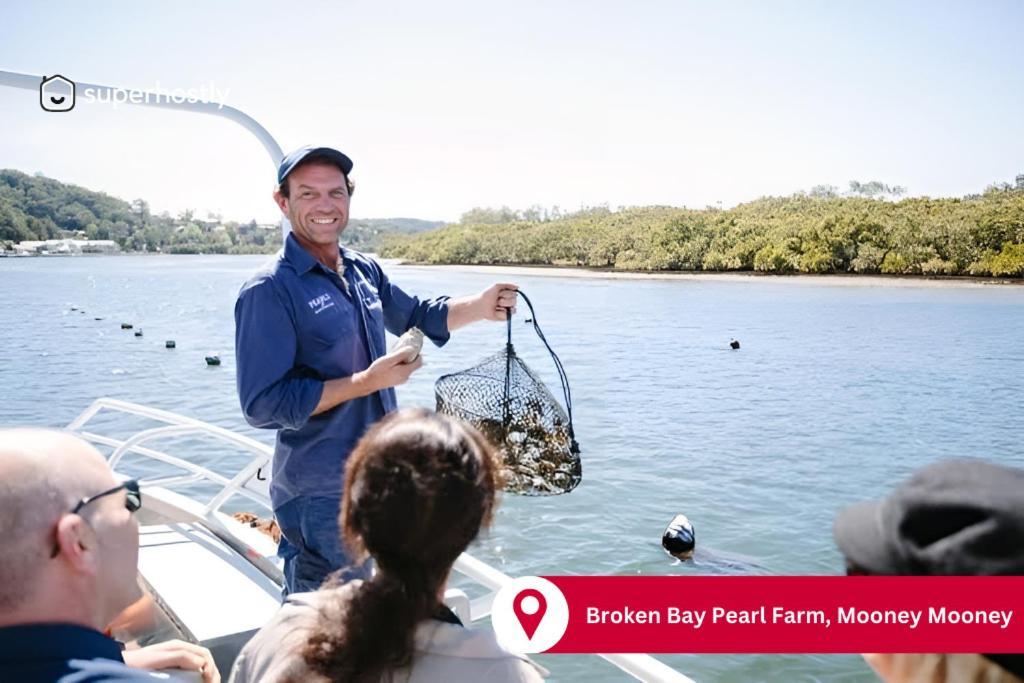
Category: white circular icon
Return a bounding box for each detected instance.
[491,576,570,654]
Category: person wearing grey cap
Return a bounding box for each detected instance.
[234,145,519,596]
[833,459,1024,683]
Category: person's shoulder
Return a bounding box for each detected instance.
[238,249,294,292]
[236,587,358,658]
[59,657,165,682]
[480,657,548,682]
[343,247,383,277]
[231,588,350,683]
[342,245,375,265]
[283,585,354,614]
[413,621,548,680]
[237,250,299,302]
[255,588,329,635]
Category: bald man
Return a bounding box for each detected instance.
[0,429,218,682]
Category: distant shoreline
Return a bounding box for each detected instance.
[5,252,1021,288]
[389,260,1024,289]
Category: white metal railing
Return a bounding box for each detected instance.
[67,397,274,516]
[67,398,287,583]
[66,398,692,682]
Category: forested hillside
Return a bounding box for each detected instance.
[380,186,1024,277]
[0,170,442,254]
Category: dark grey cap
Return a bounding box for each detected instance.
[833,459,1024,576]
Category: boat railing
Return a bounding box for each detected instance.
[67,398,693,682]
[67,397,274,516]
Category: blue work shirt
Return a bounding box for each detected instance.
[234,234,450,507]
[0,623,160,682]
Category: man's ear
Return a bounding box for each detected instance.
[273,188,288,215]
[55,514,99,574]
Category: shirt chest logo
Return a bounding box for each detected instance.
[307,293,336,315]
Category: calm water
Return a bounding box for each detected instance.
[2,255,1023,682]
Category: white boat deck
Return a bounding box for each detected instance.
[138,523,281,643]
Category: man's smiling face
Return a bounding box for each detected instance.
[274,161,351,245]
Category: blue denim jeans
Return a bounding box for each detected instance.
[274,496,368,596]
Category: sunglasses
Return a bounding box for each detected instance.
[71,479,142,515]
[50,479,142,558]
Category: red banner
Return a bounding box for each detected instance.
[539,576,1024,653]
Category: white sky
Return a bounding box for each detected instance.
[1,0,1022,224]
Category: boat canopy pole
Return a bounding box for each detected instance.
[0,69,291,240]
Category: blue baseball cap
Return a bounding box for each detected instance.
[277,145,354,186]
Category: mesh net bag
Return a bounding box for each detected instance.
[435,291,581,495]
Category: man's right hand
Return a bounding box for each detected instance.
[313,350,424,417]
[361,349,424,393]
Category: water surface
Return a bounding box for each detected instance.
[3,255,1022,682]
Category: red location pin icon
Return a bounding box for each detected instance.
[512,588,547,639]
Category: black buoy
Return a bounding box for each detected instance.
[166,340,176,349]
[134,329,143,337]
[205,355,221,366]
[121,323,133,330]
[662,514,695,560]
[730,339,740,350]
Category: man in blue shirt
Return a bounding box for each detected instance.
[0,429,218,683]
[234,146,518,594]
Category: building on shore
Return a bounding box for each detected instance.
[7,239,122,256]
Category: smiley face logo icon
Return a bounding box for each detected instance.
[40,75,76,112]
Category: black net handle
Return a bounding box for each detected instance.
[503,302,513,428]
[503,290,579,454]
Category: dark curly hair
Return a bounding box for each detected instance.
[301,408,502,682]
